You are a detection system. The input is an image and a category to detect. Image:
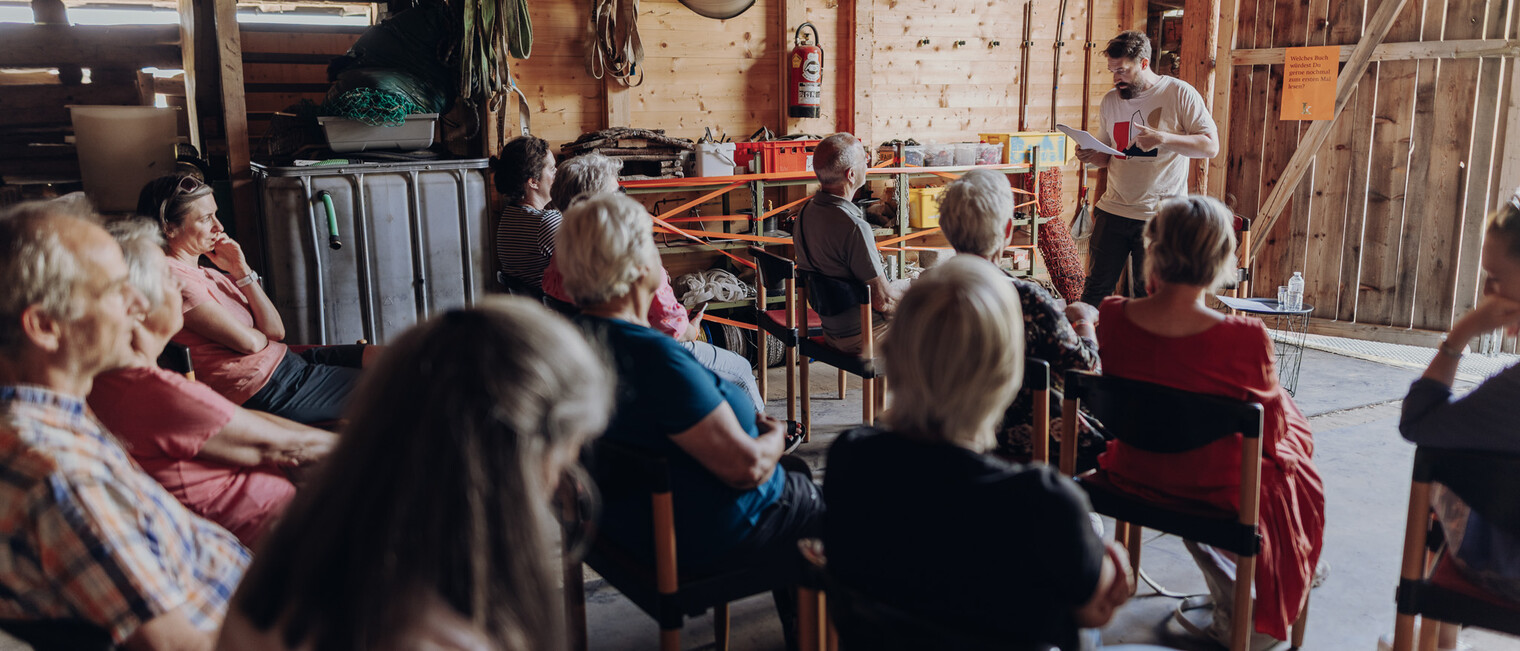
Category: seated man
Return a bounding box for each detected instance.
[0,199,248,650]
[88,217,336,547]
[793,132,903,353]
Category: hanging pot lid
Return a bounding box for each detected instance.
[678,0,755,20]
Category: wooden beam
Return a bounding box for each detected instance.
[1205,0,1241,199]
[850,0,872,145]
[0,81,143,128]
[1230,38,1520,65]
[0,24,180,69]
[603,79,630,130]
[1180,0,1221,193]
[1248,0,1411,260]
[1306,318,1445,348]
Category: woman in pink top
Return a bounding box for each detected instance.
[88,218,336,547]
[138,175,376,424]
[540,154,765,410]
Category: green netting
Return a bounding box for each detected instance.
[323,87,425,126]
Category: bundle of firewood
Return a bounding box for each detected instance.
[560,127,694,180]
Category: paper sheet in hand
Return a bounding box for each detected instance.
[1057,124,1123,157]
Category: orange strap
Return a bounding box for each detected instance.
[663,215,750,223]
[653,227,794,244]
[653,181,747,221]
[703,314,758,331]
[650,214,756,269]
[876,228,940,248]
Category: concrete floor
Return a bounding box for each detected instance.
[584,347,1520,651]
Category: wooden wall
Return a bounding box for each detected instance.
[1226,0,1520,339]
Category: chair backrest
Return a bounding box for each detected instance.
[0,619,114,650]
[588,438,672,496]
[824,570,1058,651]
[1415,447,1520,539]
[798,270,869,318]
[1024,358,1051,464]
[1064,371,1263,453]
[156,342,194,377]
[749,246,796,286]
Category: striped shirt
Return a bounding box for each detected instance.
[495,204,563,293]
[0,385,249,643]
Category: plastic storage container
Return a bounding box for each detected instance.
[253,158,490,345]
[695,142,737,177]
[953,143,978,166]
[924,143,956,167]
[317,114,439,153]
[70,106,179,212]
[902,145,926,167]
[908,186,947,228]
[733,140,820,173]
[976,143,1003,165]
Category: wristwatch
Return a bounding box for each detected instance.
[1437,337,1465,360]
[234,270,260,288]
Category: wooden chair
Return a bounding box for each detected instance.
[1391,447,1520,651]
[750,247,822,437]
[582,439,801,651]
[1058,370,1308,651]
[795,538,1058,651]
[1025,358,1052,464]
[156,341,194,380]
[0,620,114,651]
[796,271,883,429]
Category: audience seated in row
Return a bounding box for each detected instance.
[1096,195,1325,648]
[559,193,824,642]
[793,132,903,354]
[87,217,335,548]
[938,168,1109,471]
[540,153,765,414]
[138,175,374,425]
[0,198,248,649]
[1400,198,1520,603]
[824,255,1163,651]
[221,297,611,650]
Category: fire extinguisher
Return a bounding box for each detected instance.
[788,22,823,118]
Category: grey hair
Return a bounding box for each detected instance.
[106,217,169,309]
[557,193,659,307]
[0,197,101,354]
[940,168,1015,259]
[551,153,623,212]
[814,133,866,186]
[1142,195,1239,290]
[882,256,1024,452]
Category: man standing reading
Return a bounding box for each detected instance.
[1077,30,1219,306]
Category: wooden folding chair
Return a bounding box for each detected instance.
[582,439,802,651]
[796,271,883,429]
[1392,447,1520,651]
[1025,358,1052,464]
[750,247,822,438]
[1059,370,1308,651]
[157,341,194,380]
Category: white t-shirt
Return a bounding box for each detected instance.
[1095,75,1216,220]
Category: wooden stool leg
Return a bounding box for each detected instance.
[798,587,820,651]
[661,628,680,651]
[758,330,769,403]
[1290,591,1309,648]
[785,348,798,429]
[1417,617,1442,651]
[1393,614,1418,651]
[825,591,839,651]
[838,368,847,400]
[862,377,875,424]
[1126,523,1143,594]
[714,602,730,651]
[801,356,812,435]
[875,376,886,414]
[1230,556,1257,651]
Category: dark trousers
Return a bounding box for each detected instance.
[242,345,364,425]
[1080,208,1150,306]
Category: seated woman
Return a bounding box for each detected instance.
[493,135,559,294]
[559,193,823,640]
[937,168,1106,470]
[825,256,1148,651]
[88,218,335,547]
[541,153,764,412]
[1401,199,1520,606]
[138,174,374,425]
[218,297,613,650]
[1095,195,1324,648]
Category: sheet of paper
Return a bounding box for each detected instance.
[1057,124,1123,157]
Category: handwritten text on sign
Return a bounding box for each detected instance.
[1280,46,1338,121]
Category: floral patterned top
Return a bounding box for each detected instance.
[995,276,1107,471]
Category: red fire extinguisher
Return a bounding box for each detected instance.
[788,22,823,118]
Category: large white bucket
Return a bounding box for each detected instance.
[70,106,178,212]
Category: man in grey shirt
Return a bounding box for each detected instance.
[793,133,902,353]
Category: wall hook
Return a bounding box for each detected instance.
[917,37,931,46]
[954,39,968,47]
[988,40,1001,48]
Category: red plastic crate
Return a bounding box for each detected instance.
[733,140,820,173]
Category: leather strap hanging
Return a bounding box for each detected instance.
[589,0,645,86]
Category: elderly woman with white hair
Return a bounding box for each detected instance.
[561,193,824,645]
[541,154,763,412]
[938,168,1107,471]
[824,256,1148,651]
[1096,195,1323,649]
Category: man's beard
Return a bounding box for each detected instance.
[1117,84,1134,99]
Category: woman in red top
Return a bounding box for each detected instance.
[1094,195,1324,647]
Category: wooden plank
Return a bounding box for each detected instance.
[1453,0,1515,316]
[1411,0,1490,331]
[243,62,330,85]
[1206,0,1243,199]
[1355,0,1425,325]
[1255,0,1308,298]
[1307,317,1446,347]
[0,24,181,69]
[1335,79,1377,321]
[1231,37,1520,64]
[1248,0,1415,260]
[237,30,359,56]
[0,81,143,127]
[778,0,804,132]
[852,0,873,143]
[1319,0,1370,319]
[1393,0,1449,329]
[1223,0,1265,215]
[1180,0,1221,192]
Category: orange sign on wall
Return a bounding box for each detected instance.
[1280,46,1339,121]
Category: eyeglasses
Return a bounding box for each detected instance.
[159,176,204,227]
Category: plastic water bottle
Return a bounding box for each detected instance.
[1286,271,1305,311]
